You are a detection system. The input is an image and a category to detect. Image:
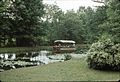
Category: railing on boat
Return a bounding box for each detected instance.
[53,40,76,54]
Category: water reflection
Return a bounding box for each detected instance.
[0,51,86,72]
[0,51,65,72]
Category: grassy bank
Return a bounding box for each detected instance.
[0,46,52,53]
[0,58,119,81]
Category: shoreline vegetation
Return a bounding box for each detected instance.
[0,44,89,53]
[0,46,52,53]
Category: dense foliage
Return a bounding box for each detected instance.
[86,0,120,71]
[87,38,120,70]
[0,0,45,47]
[43,5,107,44]
[0,0,120,47]
[100,0,120,43]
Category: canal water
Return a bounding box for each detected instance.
[0,50,87,72]
[0,51,66,72]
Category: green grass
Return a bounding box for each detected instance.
[0,58,120,81]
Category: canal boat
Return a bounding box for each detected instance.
[53,40,76,54]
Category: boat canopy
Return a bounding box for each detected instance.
[54,40,75,44]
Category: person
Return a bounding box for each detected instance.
[58,44,61,48]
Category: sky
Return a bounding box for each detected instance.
[43,0,104,11]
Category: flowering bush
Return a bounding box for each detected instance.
[87,39,120,71]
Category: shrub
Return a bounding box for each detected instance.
[87,39,120,71]
[64,54,72,61]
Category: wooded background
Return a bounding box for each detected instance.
[0,0,120,47]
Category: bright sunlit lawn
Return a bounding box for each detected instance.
[0,58,120,81]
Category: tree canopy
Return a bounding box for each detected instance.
[0,0,45,46]
[0,0,119,47]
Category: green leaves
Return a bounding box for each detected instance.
[101,0,120,43]
[0,0,45,47]
[87,38,120,70]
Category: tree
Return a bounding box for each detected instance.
[90,6,107,43]
[0,0,12,46]
[43,5,108,44]
[58,10,85,43]
[100,0,120,43]
[78,6,107,44]
[43,4,64,44]
[81,7,95,43]
[0,0,45,47]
